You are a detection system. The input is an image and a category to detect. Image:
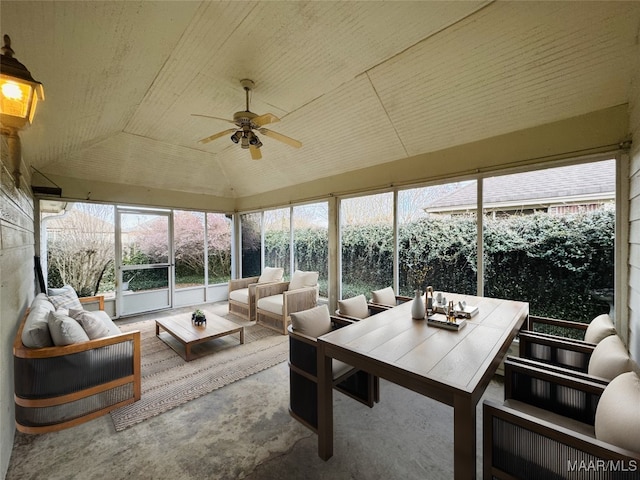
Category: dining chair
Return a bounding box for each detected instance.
[288,305,379,432]
[483,358,640,479]
[334,294,388,322]
[519,313,616,372]
[369,286,412,308]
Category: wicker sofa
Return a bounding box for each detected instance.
[13,290,141,434]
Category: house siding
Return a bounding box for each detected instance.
[628,52,640,362]
[0,135,35,478]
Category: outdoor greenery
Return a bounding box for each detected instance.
[264,209,614,323]
[48,204,613,324]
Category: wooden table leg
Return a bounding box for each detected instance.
[317,341,334,460]
[239,327,245,344]
[453,393,476,480]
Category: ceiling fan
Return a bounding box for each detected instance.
[192,79,302,160]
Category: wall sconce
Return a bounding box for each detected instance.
[0,34,45,188]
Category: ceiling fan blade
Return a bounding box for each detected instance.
[249,145,262,160]
[259,128,302,148]
[199,128,237,144]
[192,114,236,125]
[253,113,280,127]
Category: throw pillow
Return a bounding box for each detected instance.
[69,308,110,340]
[48,286,83,311]
[48,285,73,296]
[21,304,54,348]
[47,310,90,346]
[594,371,640,452]
[583,314,616,344]
[289,270,319,290]
[588,334,633,381]
[291,305,332,338]
[371,287,397,307]
[258,267,284,284]
[338,294,370,319]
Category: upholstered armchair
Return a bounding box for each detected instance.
[519,314,618,373]
[228,267,284,321]
[369,286,412,308]
[483,357,640,479]
[288,305,379,432]
[334,294,388,322]
[255,270,319,334]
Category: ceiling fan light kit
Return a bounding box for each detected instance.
[193,79,301,160]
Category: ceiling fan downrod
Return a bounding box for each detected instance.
[240,79,255,112]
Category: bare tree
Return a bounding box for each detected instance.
[47,204,115,296]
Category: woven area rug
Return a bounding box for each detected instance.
[110,317,288,432]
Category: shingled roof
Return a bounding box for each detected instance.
[424,160,615,213]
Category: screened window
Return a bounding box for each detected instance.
[340,192,393,299]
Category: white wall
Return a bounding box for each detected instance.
[628,53,640,362]
[0,135,36,479]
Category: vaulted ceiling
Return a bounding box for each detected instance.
[2,1,639,200]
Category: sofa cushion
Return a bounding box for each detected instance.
[291,305,332,338]
[48,310,90,346]
[338,294,370,319]
[594,371,640,453]
[22,304,54,348]
[371,287,397,307]
[31,293,55,312]
[229,287,250,304]
[47,285,73,296]
[258,267,284,284]
[256,295,284,315]
[583,313,616,344]
[588,335,633,381]
[48,286,83,311]
[288,270,318,291]
[93,310,121,336]
[69,309,111,339]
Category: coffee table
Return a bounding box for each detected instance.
[155,312,244,361]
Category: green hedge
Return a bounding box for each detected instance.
[265,209,614,323]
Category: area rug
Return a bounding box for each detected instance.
[110,317,289,431]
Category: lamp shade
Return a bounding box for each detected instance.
[0,35,44,130]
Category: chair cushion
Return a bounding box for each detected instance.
[595,371,640,452]
[47,310,90,346]
[583,314,616,343]
[48,286,83,311]
[256,294,284,315]
[290,305,332,338]
[288,270,319,290]
[588,335,633,380]
[371,287,397,307]
[229,287,250,304]
[69,309,111,339]
[338,294,370,319]
[258,267,284,284]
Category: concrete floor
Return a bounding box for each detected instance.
[6,304,505,480]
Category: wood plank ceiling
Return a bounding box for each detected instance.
[2,1,639,199]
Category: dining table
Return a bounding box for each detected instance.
[316,292,528,480]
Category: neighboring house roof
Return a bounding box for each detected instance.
[424,160,615,214]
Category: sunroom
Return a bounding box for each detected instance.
[2,2,640,479]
